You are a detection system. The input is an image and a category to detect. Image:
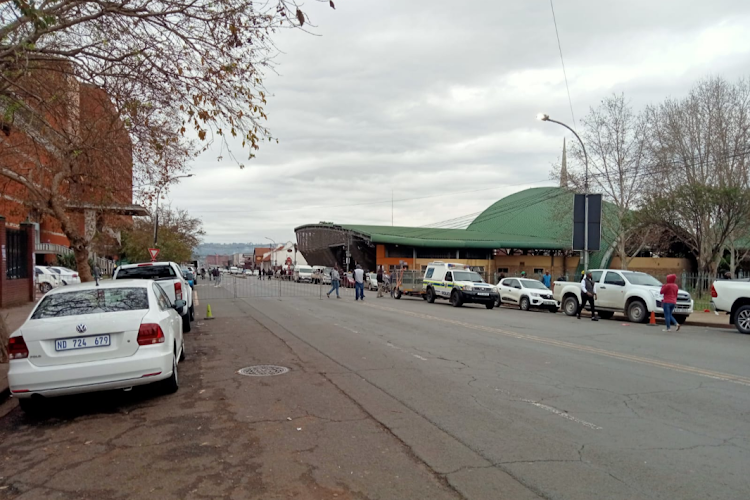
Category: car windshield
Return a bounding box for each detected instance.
[116,265,176,280]
[298,267,312,273]
[522,280,549,290]
[453,271,485,283]
[622,272,662,286]
[32,288,150,319]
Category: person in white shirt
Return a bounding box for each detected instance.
[578,271,598,320]
[353,265,365,301]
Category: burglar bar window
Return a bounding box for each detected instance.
[6,228,29,280]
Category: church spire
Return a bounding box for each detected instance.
[560,138,568,188]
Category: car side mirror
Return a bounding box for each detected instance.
[515,285,522,289]
[173,299,186,310]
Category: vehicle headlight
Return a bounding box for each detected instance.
[462,284,473,291]
[649,290,662,299]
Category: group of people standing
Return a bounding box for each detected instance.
[326,264,389,301]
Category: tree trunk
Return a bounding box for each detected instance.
[73,241,94,282]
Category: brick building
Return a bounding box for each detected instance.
[0,63,145,304]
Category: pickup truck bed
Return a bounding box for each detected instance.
[710,279,750,334]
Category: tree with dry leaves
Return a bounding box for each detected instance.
[641,77,750,277]
[556,94,658,268]
[0,0,332,280]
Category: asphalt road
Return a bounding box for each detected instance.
[210,277,750,500]
[0,276,747,499]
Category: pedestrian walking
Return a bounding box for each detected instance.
[577,272,598,321]
[327,266,341,298]
[660,274,680,332]
[376,266,385,298]
[353,264,365,301]
[542,270,551,288]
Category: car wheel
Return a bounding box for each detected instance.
[393,289,402,300]
[421,293,428,301]
[40,282,52,293]
[426,287,436,303]
[189,305,195,322]
[485,302,494,310]
[674,315,688,325]
[627,300,647,323]
[162,354,179,394]
[494,297,501,307]
[520,297,530,311]
[450,290,463,307]
[734,306,750,333]
[598,311,615,320]
[563,296,579,316]
[179,340,186,361]
[19,398,45,416]
[181,313,192,333]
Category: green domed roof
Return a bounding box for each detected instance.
[467,187,573,246]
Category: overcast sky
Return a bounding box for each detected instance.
[166,0,750,245]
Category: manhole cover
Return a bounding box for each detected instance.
[238,365,290,377]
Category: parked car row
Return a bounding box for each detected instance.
[34,266,81,293]
[9,260,193,414]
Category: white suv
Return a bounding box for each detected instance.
[497,277,559,312]
[422,262,498,309]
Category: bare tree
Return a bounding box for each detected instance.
[0,0,331,280]
[560,94,655,268]
[642,76,750,277]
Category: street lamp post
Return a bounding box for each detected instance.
[537,113,591,271]
[153,174,194,247]
[265,237,277,272]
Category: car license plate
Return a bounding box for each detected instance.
[55,335,111,351]
[478,292,489,296]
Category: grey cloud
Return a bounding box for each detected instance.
[165,0,750,243]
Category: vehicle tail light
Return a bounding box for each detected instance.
[137,263,153,267]
[711,284,717,298]
[174,281,183,301]
[8,336,29,359]
[137,324,165,345]
[72,274,78,278]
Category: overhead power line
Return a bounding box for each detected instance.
[549,0,576,129]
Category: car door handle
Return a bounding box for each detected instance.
[600,286,607,289]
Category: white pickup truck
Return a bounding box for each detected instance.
[553,269,694,323]
[710,280,750,334]
[113,261,193,333]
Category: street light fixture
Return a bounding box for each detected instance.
[537,113,591,271]
[153,174,194,247]
[265,237,277,271]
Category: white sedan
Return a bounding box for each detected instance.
[8,280,185,414]
[47,266,81,285]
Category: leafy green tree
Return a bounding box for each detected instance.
[121,207,204,264]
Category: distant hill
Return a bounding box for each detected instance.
[194,243,266,257]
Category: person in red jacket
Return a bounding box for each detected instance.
[660,274,680,332]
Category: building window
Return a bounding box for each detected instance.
[460,249,490,259]
[497,267,509,274]
[534,268,544,275]
[385,245,413,258]
[416,248,453,259]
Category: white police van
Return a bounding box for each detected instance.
[422,262,498,309]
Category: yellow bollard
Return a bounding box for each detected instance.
[205,304,215,320]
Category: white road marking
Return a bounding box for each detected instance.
[521,399,602,430]
[413,355,428,361]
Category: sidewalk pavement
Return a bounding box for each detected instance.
[685,310,734,329]
[0,300,37,403]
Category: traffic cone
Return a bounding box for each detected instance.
[205,304,215,320]
[649,311,656,326]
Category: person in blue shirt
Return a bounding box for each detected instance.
[542,270,552,288]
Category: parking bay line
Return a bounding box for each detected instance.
[363,303,750,388]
